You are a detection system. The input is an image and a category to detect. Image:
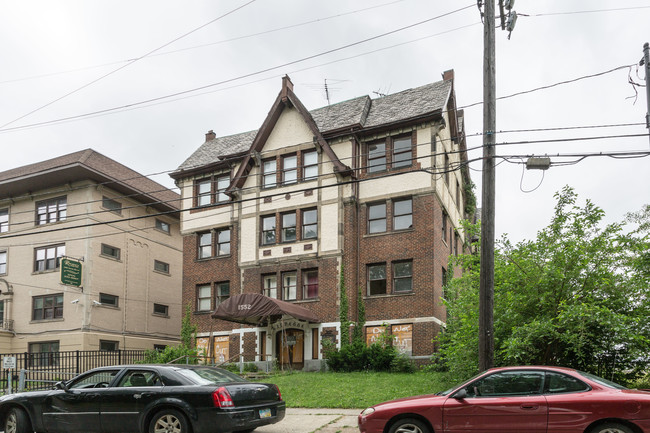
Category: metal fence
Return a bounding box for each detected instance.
[0,350,147,393]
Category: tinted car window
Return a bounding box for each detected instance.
[463,371,544,397]
[544,372,590,394]
[117,370,163,387]
[69,370,119,389]
[176,367,246,385]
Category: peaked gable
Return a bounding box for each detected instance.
[229,76,352,192]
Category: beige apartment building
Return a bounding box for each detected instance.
[0,149,182,356]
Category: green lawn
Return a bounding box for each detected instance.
[260,371,456,409]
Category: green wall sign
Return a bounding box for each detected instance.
[60,258,82,287]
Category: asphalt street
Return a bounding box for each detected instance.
[257,408,361,433]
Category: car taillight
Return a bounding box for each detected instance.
[213,387,234,408]
[275,384,282,401]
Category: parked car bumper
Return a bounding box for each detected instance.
[193,402,286,433]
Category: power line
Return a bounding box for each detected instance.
[0,0,409,87]
[0,0,258,129]
[0,5,476,134]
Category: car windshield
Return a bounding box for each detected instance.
[176,367,247,385]
[579,371,627,390]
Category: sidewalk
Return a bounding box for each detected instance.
[257,407,361,433]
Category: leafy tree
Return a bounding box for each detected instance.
[142,305,198,364]
[437,187,650,384]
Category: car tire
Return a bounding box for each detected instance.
[589,423,634,433]
[149,408,189,433]
[5,407,32,433]
[388,418,431,433]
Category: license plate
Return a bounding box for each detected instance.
[259,408,272,419]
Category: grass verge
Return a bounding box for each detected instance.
[261,371,455,409]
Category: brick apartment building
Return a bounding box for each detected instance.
[0,150,183,356]
[170,71,471,370]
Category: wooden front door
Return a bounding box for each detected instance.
[276,329,304,370]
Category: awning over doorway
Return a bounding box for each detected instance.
[212,293,320,326]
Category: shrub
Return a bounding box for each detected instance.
[325,341,414,373]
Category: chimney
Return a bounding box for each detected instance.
[205,130,216,141]
[281,75,294,102]
[442,69,454,82]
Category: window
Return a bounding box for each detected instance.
[196,174,230,206]
[154,344,167,352]
[303,151,318,180]
[34,244,65,272]
[282,212,297,242]
[463,371,544,398]
[442,210,448,241]
[442,267,447,288]
[544,372,590,394]
[263,275,277,298]
[101,243,120,260]
[0,208,8,233]
[32,294,63,320]
[28,341,60,367]
[393,261,413,293]
[302,208,318,239]
[454,232,460,256]
[99,293,119,307]
[261,215,276,245]
[456,179,461,207]
[197,179,211,206]
[154,260,170,274]
[215,282,230,306]
[198,232,213,259]
[282,272,297,301]
[117,370,162,387]
[0,300,4,323]
[368,264,387,296]
[216,175,230,203]
[155,218,170,234]
[102,196,122,214]
[392,136,413,168]
[368,203,387,234]
[262,159,277,188]
[0,251,6,275]
[69,369,119,389]
[303,270,318,299]
[282,155,297,185]
[100,340,119,351]
[393,198,413,230]
[444,153,450,185]
[36,197,66,225]
[197,285,211,311]
[367,141,386,172]
[153,303,169,316]
[217,228,230,256]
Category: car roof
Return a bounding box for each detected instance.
[486,365,579,374]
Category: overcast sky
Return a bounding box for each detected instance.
[1,0,648,243]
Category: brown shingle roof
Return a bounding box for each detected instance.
[0,149,180,213]
[173,78,452,175]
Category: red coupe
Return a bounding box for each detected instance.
[358,366,650,433]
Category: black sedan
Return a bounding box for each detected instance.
[0,364,285,433]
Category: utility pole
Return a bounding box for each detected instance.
[479,0,496,372]
[643,42,650,146]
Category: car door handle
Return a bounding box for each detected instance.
[133,392,153,399]
[520,404,539,410]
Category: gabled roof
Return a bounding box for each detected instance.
[0,149,180,214]
[171,73,454,179]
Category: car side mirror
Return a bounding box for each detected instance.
[55,381,70,392]
[453,389,468,400]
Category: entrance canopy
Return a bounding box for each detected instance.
[212,293,320,326]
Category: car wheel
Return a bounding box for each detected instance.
[590,423,634,433]
[5,407,32,433]
[149,409,189,433]
[388,418,431,433]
